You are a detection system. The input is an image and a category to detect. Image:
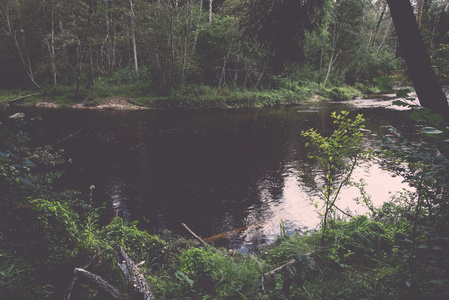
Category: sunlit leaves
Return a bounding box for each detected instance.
[373,76,393,91]
[301,111,369,227]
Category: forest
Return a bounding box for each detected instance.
[0,0,448,106]
[1,0,449,299]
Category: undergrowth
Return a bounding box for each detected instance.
[2,95,448,299]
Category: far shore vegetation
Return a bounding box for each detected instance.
[2,79,379,110]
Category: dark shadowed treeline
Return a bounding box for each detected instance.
[1,0,449,96]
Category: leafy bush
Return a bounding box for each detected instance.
[173,246,270,299]
[323,216,394,268]
[301,111,370,227]
[321,85,362,100]
[99,217,167,263]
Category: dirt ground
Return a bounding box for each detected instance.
[36,97,148,110]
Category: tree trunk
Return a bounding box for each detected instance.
[377,17,392,50]
[0,4,40,89]
[219,33,234,88]
[323,23,339,87]
[179,0,193,90]
[371,1,387,48]
[75,0,94,98]
[129,0,138,72]
[209,0,213,24]
[49,0,57,86]
[103,0,112,70]
[168,1,175,94]
[387,0,449,118]
[416,0,424,29]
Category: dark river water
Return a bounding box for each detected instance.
[8,98,414,252]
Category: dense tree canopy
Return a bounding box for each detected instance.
[242,0,326,73]
[0,0,448,100]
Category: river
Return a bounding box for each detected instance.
[9,98,414,252]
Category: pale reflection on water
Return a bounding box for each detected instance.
[234,162,411,252]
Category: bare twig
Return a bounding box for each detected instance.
[63,252,101,300]
[265,259,296,277]
[51,127,82,148]
[182,223,207,246]
[74,268,124,300]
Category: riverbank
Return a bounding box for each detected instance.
[1,84,371,110]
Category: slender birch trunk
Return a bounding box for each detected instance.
[47,0,57,86]
[186,0,202,74]
[129,0,138,72]
[179,0,192,90]
[323,23,339,87]
[377,17,392,50]
[0,3,40,88]
[209,0,212,24]
[371,0,387,48]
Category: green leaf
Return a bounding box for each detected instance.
[427,113,444,125]
[417,244,429,250]
[409,110,424,121]
[374,76,392,91]
[175,271,194,286]
[24,159,36,168]
[421,127,443,136]
[18,176,34,186]
[392,100,408,107]
[430,279,449,286]
[395,89,411,98]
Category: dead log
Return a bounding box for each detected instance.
[8,93,41,103]
[182,223,207,246]
[74,268,124,300]
[203,218,273,243]
[112,244,155,300]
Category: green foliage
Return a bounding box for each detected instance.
[99,217,167,263]
[194,16,237,85]
[265,218,403,299]
[370,81,449,297]
[0,90,38,103]
[320,85,362,100]
[301,111,370,227]
[345,47,401,85]
[0,113,65,201]
[243,0,326,73]
[323,216,394,268]
[172,246,270,299]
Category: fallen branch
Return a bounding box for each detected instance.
[182,223,207,246]
[113,244,155,300]
[8,93,41,103]
[265,259,296,277]
[74,268,124,300]
[63,252,101,300]
[265,252,311,277]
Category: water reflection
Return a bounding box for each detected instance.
[16,99,413,252]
